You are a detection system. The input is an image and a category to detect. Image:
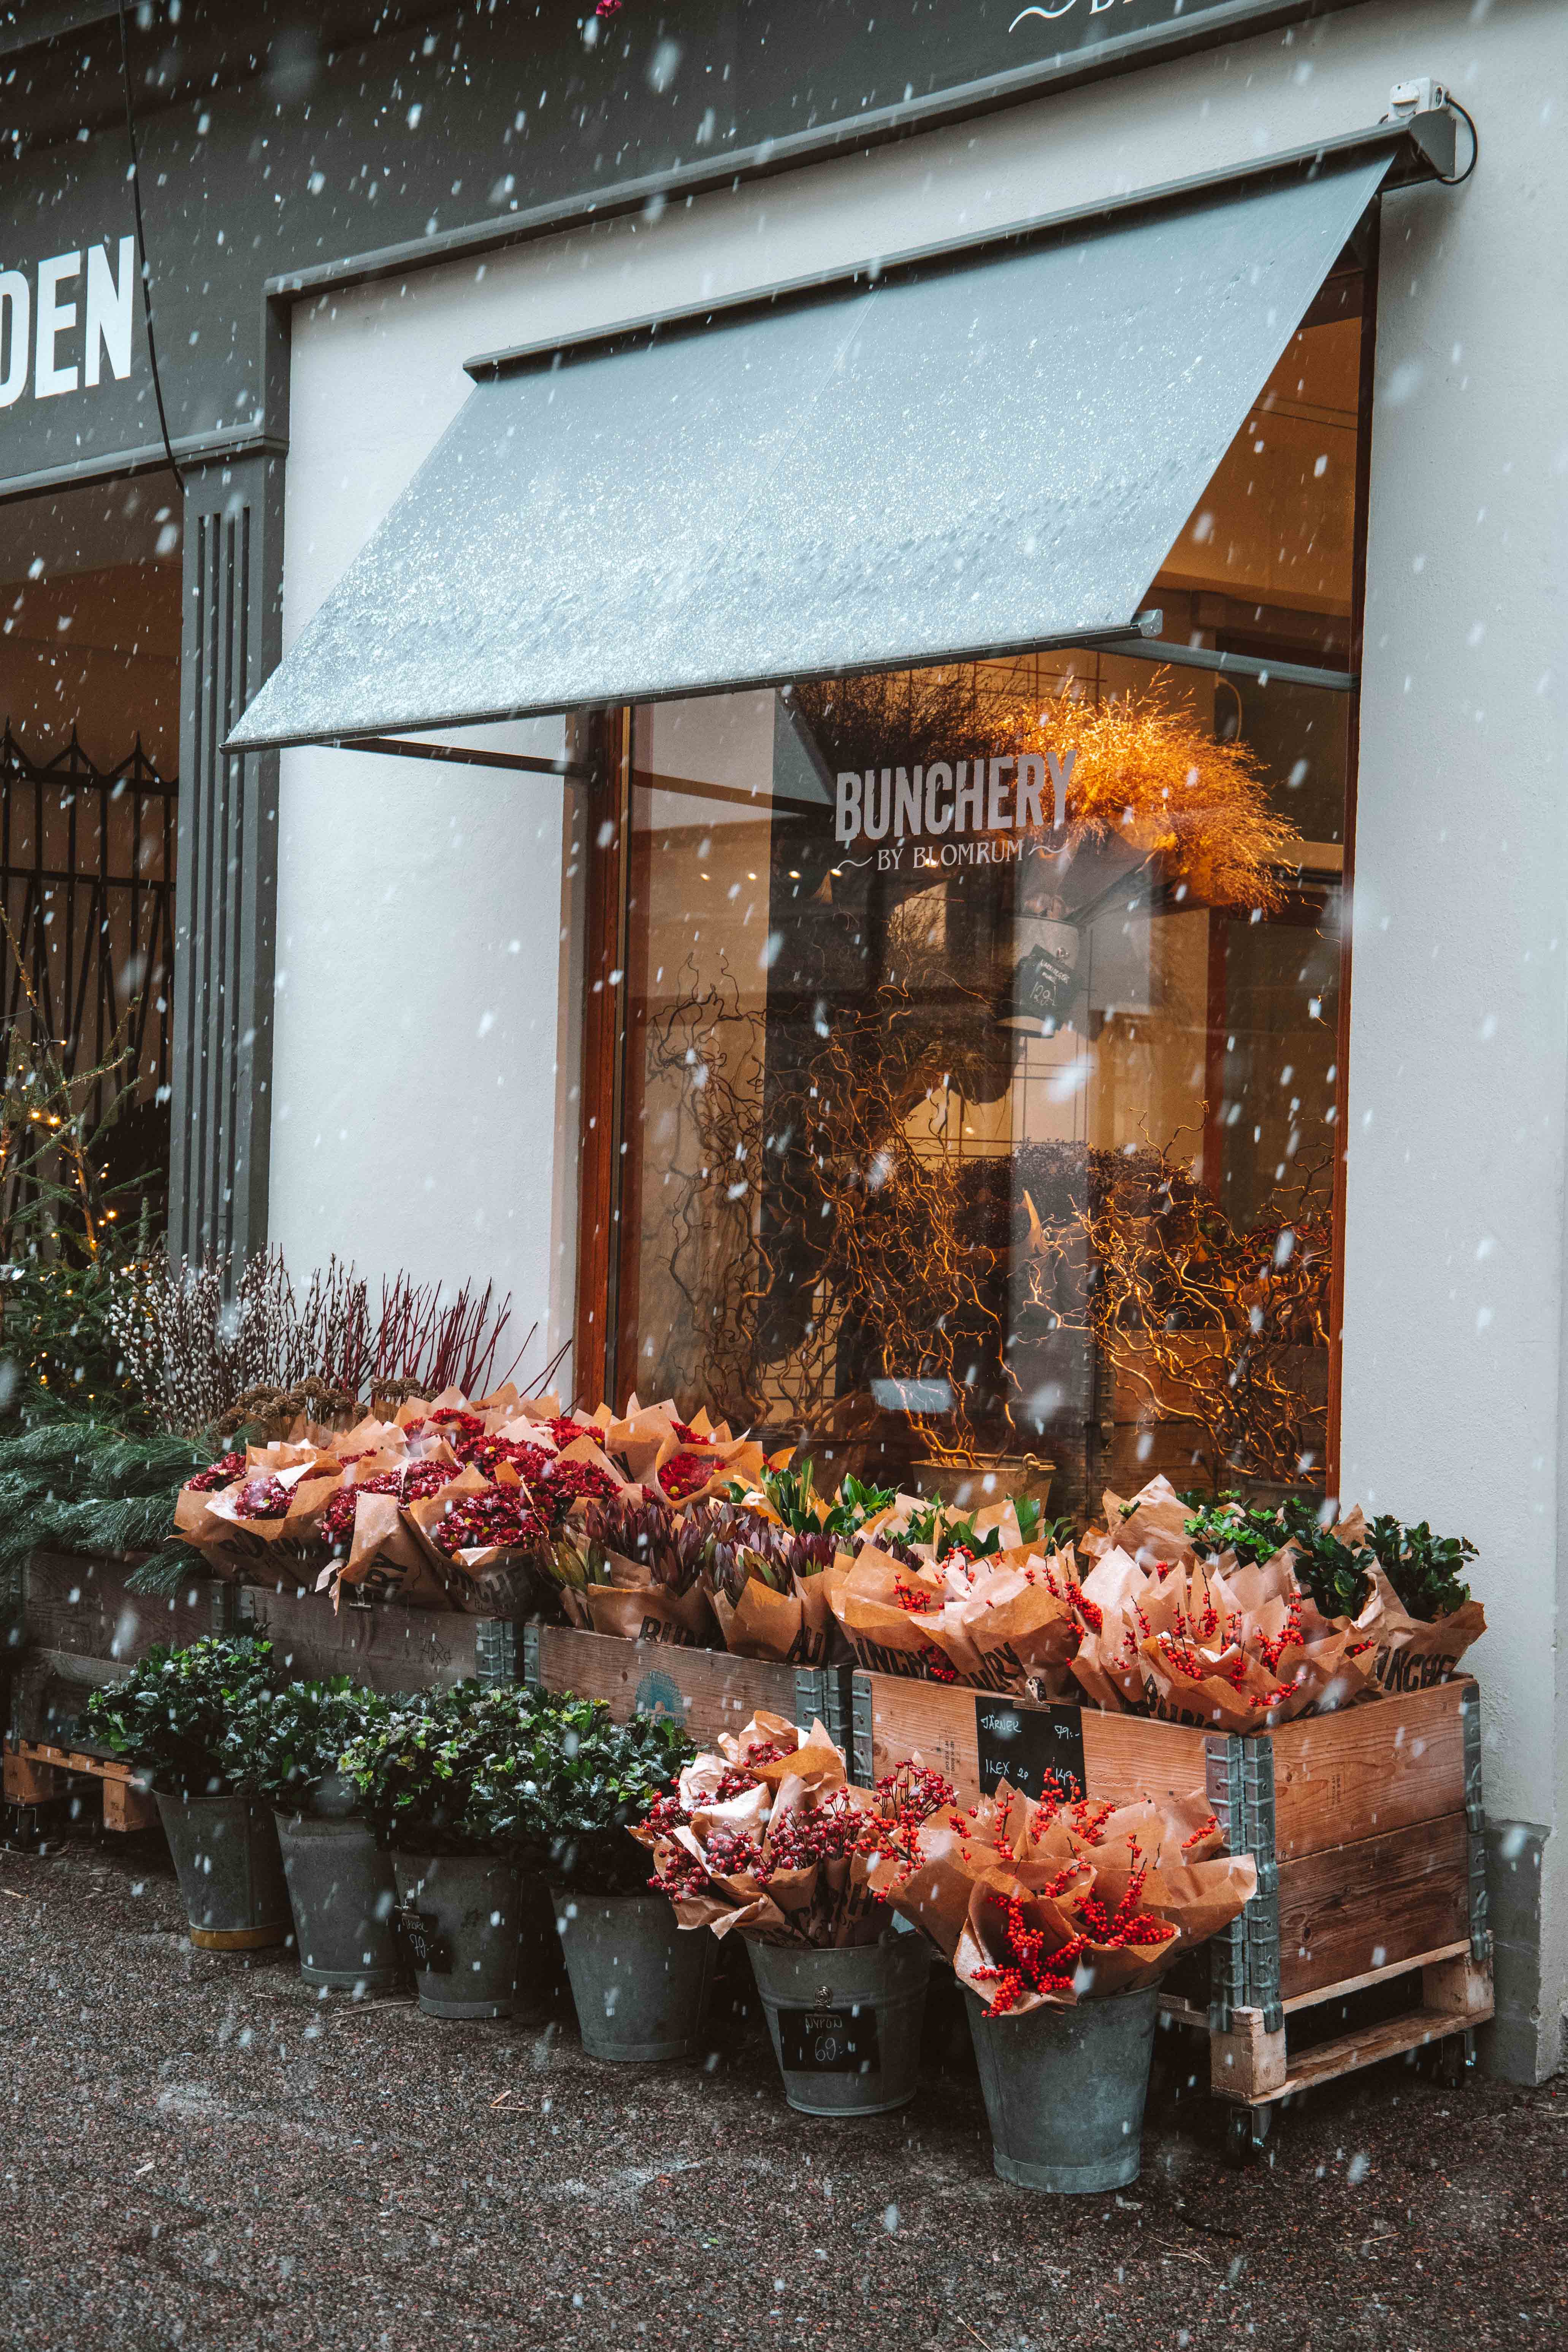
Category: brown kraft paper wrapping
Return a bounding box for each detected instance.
[890,1780,1257,2012]
[711,1568,833,1667]
[581,1552,717,1647]
[1354,1567,1487,1693]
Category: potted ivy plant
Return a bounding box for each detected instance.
[517,1698,706,2062]
[338,1680,562,2022]
[223,1675,403,1994]
[84,1637,291,1952]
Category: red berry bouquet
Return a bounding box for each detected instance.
[821,1518,1086,1696]
[1072,1474,1384,1727]
[886,1771,1257,2014]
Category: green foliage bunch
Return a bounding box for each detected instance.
[83,1636,277,1798]
[512,1697,695,1894]
[339,1680,558,1859]
[899,1493,1068,1561]
[339,1681,693,1884]
[0,1414,209,1583]
[1182,1493,1477,1624]
[222,1675,395,1811]
[734,1459,896,1538]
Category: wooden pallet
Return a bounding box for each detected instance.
[2,1735,157,1832]
[853,1669,1493,2132]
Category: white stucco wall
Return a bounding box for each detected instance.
[275,0,1566,2065]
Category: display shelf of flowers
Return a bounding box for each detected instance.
[76,1633,1263,2192]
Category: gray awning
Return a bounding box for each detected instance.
[228,147,1394,754]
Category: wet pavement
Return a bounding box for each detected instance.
[2,1829,1565,2352]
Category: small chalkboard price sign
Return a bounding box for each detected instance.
[395,1905,452,1974]
[777,2004,881,2075]
[973,1696,1087,1804]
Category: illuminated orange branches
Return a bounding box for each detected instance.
[993,677,1302,913]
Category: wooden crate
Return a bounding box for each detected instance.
[10,1551,222,1747]
[235,1581,481,1692]
[523,1622,853,1751]
[854,1669,1492,2130]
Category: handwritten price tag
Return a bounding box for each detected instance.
[973,1696,1086,1804]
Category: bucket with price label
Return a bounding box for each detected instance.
[746,1931,931,2116]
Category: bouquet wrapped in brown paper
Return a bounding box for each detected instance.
[547,1493,717,1645]
[593,1396,764,1502]
[887,1774,1257,2013]
[633,1712,955,1947]
[403,1438,629,1617]
[1353,1566,1487,1695]
[821,1536,1083,1694]
[185,1444,346,1580]
[1069,1477,1379,1728]
[696,1503,842,1666]
[314,1449,468,1610]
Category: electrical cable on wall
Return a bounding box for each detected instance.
[1438,98,1479,187]
[116,0,184,490]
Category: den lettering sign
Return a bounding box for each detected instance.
[0,236,137,407]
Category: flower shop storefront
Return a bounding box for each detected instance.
[233,126,1427,1529]
[5,0,1564,2105]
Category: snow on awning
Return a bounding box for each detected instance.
[227,147,1395,754]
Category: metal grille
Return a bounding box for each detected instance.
[0,722,178,1118]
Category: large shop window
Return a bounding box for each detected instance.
[224,134,1435,1509]
[613,281,1366,1517]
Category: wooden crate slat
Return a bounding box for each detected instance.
[24,1551,214,1663]
[239,1585,478,1691]
[1268,1682,1468,1858]
[1268,2006,1472,2103]
[858,1673,1210,1810]
[1277,1810,1470,2002]
[1281,1937,1470,2014]
[533,1624,806,1748]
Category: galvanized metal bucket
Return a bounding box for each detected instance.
[155,1793,291,1952]
[748,1933,930,2115]
[965,1982,1161,2193]
[555,1890,714,2061]
[391,1853,557,2022]
[275,1811,403,1993]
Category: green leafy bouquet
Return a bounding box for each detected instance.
[1181,1493,1477,1624]
[222,1674,395,1812]
[83,1635,277,1798]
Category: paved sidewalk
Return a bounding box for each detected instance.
[2,1832,1564,2352]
